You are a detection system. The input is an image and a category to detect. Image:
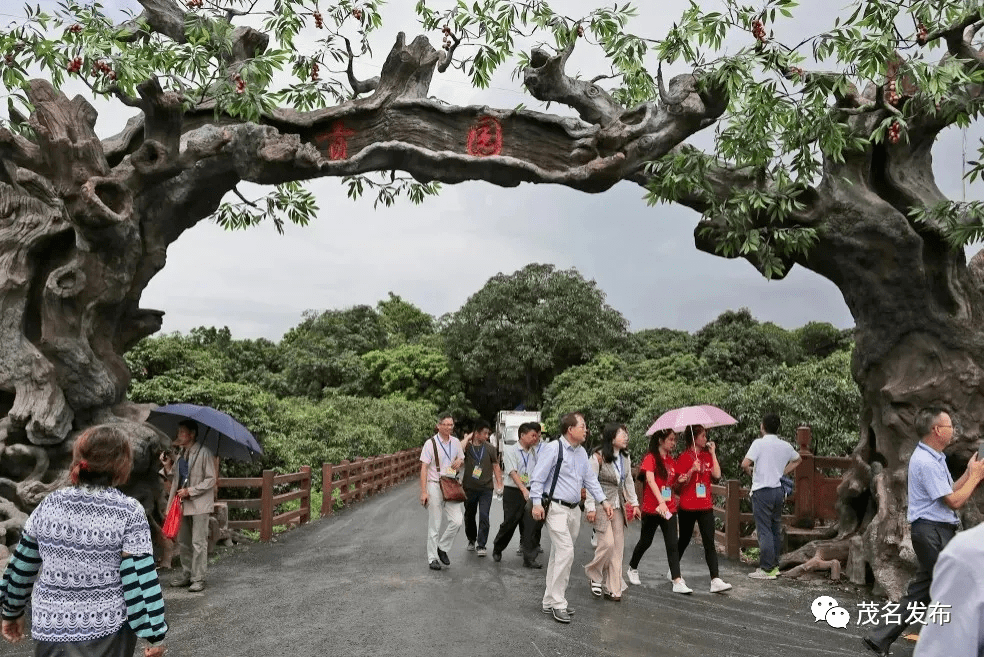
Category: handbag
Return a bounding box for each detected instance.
[162,495,182,540]
[432,438,466,503]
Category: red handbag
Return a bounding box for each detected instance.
[162,496,182,540]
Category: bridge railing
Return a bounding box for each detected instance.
[320,448,420,515]
[710,426,852,559]
[217,466,312,542]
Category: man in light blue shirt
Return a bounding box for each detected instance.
[863,408,984,657]
[529,413,612,624]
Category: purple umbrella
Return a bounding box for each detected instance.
[645,405,738,436]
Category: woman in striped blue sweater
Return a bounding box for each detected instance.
[0,425,168,656]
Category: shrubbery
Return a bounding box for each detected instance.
[126,276,859,490]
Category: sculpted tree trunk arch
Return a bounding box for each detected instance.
[0,0,982,595]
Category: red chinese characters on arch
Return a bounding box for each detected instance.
[314,121,356,160]
[466,116,503,157]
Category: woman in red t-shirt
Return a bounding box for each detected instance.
[676,424,732,593]
[626,429,691,594]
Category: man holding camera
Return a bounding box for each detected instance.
[863,408,984,656]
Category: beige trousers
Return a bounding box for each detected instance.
[426,481,464,562]
[542,503,581,610]
[584,508,627,595]
[178,513,209,583]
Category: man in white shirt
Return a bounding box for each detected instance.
[419,415,465,571]
[741,413,800,580]
[913,522,984,657]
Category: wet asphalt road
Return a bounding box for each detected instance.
[4,480,916,657]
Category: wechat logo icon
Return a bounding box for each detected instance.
[812,596,850,629]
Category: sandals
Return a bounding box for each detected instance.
[590,580,604,597]
[604,592,622,602]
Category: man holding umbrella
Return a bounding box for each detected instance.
[168,420,217,592]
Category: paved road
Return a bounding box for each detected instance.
[7,480,916,657]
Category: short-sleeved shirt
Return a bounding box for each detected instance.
[676,449,714,511]
[462,441,499,491]
[744,434,799,491]
[907,441,959,524]
[503,444,537,489]
[639,452,677,515]
[23,486,153,642]
[420,435,465,483]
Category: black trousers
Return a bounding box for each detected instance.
[464,488,493,547]
[629,512,681,579]
[520,502,545,563]
[35,625,137,657]
[492,487,526,554]
[866,519,957,651]
[678,508,719,579]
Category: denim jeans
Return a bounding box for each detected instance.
[464,488,493,548]
[751,486,784,571]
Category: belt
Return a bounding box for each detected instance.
[913,519,959,530]
[546,497,579,509]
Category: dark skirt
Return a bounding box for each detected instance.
[35,625,137,657]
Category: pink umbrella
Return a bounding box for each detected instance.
[645,405,738,435]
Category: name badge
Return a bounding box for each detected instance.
[661,486,671,500]
[472,466,483,479]
[696,483,707,498]
[443,467,457,477]
[520,473,530,485]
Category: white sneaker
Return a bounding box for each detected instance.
[590,530,597,547]
[748,568,777,580]
[626,568,641,585]
[672,579,693,594]
[710,578,733,593]
[666,568,673,581]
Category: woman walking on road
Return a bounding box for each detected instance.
[584,423,639,601]
[676,425,732,593]
[0,425,168,657]
[626,429,692,594]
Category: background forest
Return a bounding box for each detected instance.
[127,263,859,484]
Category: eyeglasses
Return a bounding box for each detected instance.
[935,424,953,431]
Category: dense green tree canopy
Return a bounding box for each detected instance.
[441,263,629,417]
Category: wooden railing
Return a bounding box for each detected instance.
[321,447,420,515]
[710,426,852,559]
[217,466,312,542]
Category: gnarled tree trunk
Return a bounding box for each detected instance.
[1,0,983,601]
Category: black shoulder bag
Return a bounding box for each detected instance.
[526,442,564,515]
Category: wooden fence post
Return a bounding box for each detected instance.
[321,463,333,517]
[260,469,275,542]
[794,426,816,528]
[726,479,741,560]
[300,466,311,525]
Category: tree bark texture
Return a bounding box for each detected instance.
[0,11,982,599]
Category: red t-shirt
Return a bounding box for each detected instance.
[639,452,677,515]
[676,449,714,511]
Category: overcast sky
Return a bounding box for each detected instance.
[7,0,983,339]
